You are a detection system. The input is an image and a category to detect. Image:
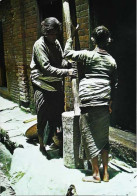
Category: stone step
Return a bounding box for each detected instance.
[109,127,136,167]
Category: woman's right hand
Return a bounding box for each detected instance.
[68,68,77,77]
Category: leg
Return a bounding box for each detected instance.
[101,149,109,182]
[37,103,49,153]
[48,91,64,148]
[82,156,101,183]
[37,122,47,154]
[37,112,48,152]
[38,134,44,151]
[47,122,56,145]
[91,156,101,181]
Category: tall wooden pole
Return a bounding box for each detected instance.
[63,0,72,39]
[63,0,80,116]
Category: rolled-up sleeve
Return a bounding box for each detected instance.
[64,38,89,62]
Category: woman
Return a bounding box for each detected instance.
[64,25,118,182]
[30,17,76,155]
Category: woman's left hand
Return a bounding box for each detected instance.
[68,68,77,77]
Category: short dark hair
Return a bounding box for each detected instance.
[92,25,111,46]
[41,17,62,36]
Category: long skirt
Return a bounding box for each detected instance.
[33,85,64,145]
[79,106,109,160]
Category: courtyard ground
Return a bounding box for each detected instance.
[0,96,136,196]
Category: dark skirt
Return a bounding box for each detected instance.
[79,106,109,160]
[33,85,64,144]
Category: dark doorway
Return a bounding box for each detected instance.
[37,0,63,46]
[0,22,7,87]
[89,0,136,132]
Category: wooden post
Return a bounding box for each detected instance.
[63,0,80,116]
[63,0,72,39]
[62,0,84,169]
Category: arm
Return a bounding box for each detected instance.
[55,39,72,68]
[34,42,70,77]
[110,62,118,113]
[64,38,89,62]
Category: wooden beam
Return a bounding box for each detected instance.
[63,0,80,116]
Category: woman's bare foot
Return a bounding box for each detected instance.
[93,173,101,183]
[82,175,101,183]
[40,145,47,155]
[103,172,109,182]
[40,146,50,159]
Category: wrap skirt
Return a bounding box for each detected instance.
[79,106,109,160]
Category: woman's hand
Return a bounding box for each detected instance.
[68,68,77,77]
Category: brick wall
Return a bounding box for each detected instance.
[0,0,20,102]
[76,0,90,50]
[0,0,90,113]
[21,0,39,112]
[0,0,39,112]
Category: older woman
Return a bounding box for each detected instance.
[64,26,118,182]
[30,17,76,155]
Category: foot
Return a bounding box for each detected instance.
[103,172,109,182]
[40,146,48,156]
[82,175,101,183]
[48,143,59,151]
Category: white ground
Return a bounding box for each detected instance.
[9,139,137,196]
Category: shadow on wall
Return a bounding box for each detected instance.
[89,0,136,132]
